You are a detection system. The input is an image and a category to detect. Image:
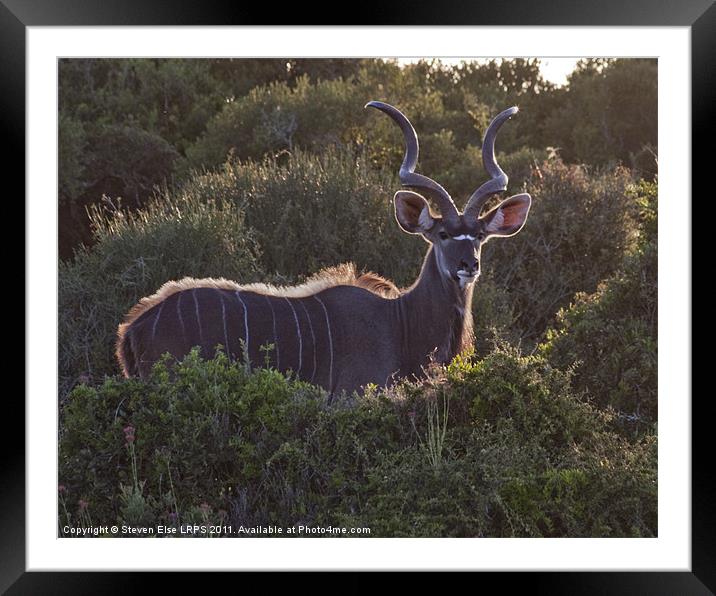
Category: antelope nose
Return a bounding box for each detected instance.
[460,259,479,273]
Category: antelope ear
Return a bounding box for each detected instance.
[394,190,436,234]
[481,193,532,238]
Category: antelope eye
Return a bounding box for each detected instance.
[439,231,449,240]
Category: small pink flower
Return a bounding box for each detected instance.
[123,425,135,445]
[168,512,178,523]
[58,484,66,494]
[78,499,89,512]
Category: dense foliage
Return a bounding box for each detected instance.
[540,181,657,436]
[59,347,656,537]
[58,57,656,257]
[58,58,658,537]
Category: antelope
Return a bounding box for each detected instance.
[116,101,532,394]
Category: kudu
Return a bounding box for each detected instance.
[116,101,532,394]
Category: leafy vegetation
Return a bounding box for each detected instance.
[58,57,656,258]
[59,347,656,537]
[540,181,657,436]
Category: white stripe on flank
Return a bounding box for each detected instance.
[219,292,231,362]
[151,301,165,340]
[285,298,302,376]
[176,292,186,340]
[265,296,280,369]
[192,289,204,344]
[313,295,333,392]
[235,291,250,358]
[298,299,317,383]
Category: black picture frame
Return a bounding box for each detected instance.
[8,0,708,592]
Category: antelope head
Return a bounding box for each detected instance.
[366,101,532,289]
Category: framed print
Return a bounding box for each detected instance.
[10,0,710,592]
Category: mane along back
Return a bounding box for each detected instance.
[354,272,400,298]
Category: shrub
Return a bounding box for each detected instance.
[58,190,261,401]
[58,114,88,205]
[57,122,182,256]
[59,57,658,261]
[59,345,657,537]
[343,347,656,537]
[185,76,362,169]
[185,67,486,179]
[476,158,638,347]
[544,59,658,166]
[181,148,423,286]
[539,181,657,435]
[59,350,395,532]
[81,124,180,209]
[435,145,540,205]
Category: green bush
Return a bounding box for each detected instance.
[543,59,658,166]
[182,148,423,285]
[59,345,656,537]
[185,75,361,169]
[476,158,638,347]
[81,124,180,208]
[184,64,520,182]
[432,145,540,206]
[58,190,261,401]
[59,59,228,154]
[58,122,182,255]
[539,181,657,435]
[58,114,88,205]
[59,57,658,261]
